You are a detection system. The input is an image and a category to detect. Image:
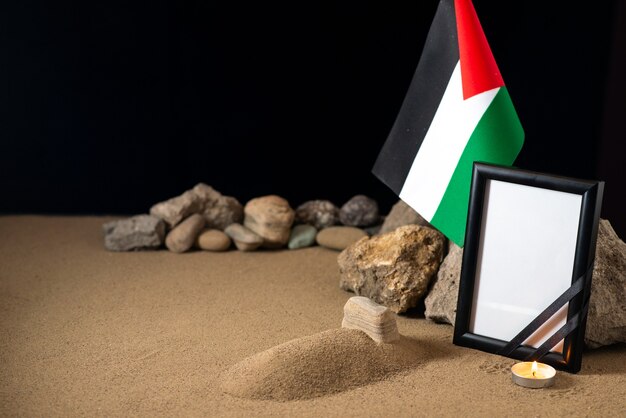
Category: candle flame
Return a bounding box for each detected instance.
[531,361,538,378]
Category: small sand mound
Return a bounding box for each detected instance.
[220,328,428,401]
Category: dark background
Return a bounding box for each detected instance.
[2,1,625,238]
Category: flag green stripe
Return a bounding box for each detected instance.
[430,87,524,246]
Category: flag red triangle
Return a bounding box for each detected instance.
[455,0,505,99]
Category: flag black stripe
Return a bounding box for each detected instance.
[372,0,460,194]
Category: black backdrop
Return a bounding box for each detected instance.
[3,1,625,237]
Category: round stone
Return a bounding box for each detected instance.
[316,226,368,251]
[196,229,232,251]
[224,223,263,252]
[244,195,295,248]
[295,200,339,229]
[288,224,317,250]
[339,195,380,227]
[232,240,262,251]
[165,214,206,253]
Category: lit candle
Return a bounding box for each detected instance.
[511,361,556,388]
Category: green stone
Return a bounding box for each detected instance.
[288,225,317,249]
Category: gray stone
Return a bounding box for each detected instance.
[196,229,232,251]
[380,200,431,234]
[316,226,368,251]
[150,183,242,230]
[586,219,626,348]
[342,296,400,343]
[192,183,243,230]
[103,215,166,251]
[339,195,380,227]
[287,225,317,250]
[165,214,205,253]
[224,223,263,251]
[244,195,295,248]
[424,242,463,325]
[338,225,446,313]
[295,200,339,229]
[150,189,202,228]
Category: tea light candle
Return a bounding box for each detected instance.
[511,361,556,388]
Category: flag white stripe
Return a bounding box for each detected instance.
[399,61,500,220]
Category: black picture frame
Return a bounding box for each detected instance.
[453,163,604,373]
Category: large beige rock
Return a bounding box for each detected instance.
[244,195,295,248]
[424,242,463,325]
[342,296,399,343]
[586,219,626,348]
[165,214,205,253]
[338,225,446,313]
[380,200,431,234]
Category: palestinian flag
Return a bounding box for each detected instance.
[372,0,524,247]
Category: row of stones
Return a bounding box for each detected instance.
[103,183,388,252]
[166,218,370,253]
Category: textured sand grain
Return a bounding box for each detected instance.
[220,329,439,401]
[0,216,625,417]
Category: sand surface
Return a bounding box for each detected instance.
[221,329,433,401]
[1,216,625,417]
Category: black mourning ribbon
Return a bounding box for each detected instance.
[497,265,593,361]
